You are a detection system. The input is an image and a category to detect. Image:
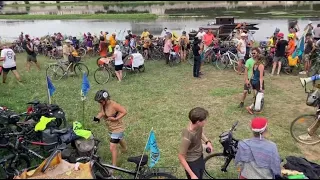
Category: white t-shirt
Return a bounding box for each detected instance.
[237,39,246,55]
[196,31,206,41]
[1,48,16,68]
[114,50,123,65]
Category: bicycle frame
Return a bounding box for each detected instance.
[223,50,238,65]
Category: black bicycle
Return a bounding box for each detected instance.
[75,138,177,179]
[204,121,239,179]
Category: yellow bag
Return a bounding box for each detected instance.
[288,55,299,66]
[72,50,79,57]
[14,152,94,179]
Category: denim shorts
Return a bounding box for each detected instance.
[109,132,124,143]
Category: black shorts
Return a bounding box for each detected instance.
[115,64,123,71]
[244,82,251,91]
[251,80,265,91]
[3,66,16,73]
[181,45,187,51]
[142,47,149,51]
[185,155,204,179]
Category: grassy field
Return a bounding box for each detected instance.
[0,13,158,20]
[0,53,319,178]
[5,1,166,7]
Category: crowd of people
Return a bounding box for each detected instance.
[1,21,320,179]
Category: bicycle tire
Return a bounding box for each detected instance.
[5,153,31,179]
[74,63,89,76]
[290,114,320,145]
[78,48,87,58]
[46,64,65,81]
[217,55,229,70]
[143,172,177,179]
[233,61,245,74]
[204,153,238,179]
[188,51,194,66]
[94,67,111,84]
[93,162,111,179]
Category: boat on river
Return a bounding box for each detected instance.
[189,16,259,41]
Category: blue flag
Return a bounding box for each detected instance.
[145,130,160,168]
[46,76,55,97]
[81,72,90,100]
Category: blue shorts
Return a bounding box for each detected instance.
[109,132,124,144]
[200,52,205,62]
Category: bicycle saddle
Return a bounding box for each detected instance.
[127,155,148,166]
[27,100,40,105]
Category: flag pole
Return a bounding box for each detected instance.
[46,76,52,104]
[135,127,153,179]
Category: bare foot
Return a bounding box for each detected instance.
[246,106,254,115]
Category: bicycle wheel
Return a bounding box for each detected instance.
[188,51,194,66]
[93,162,111,179]
[204,153,238,179]
[46,64,65,81]
[290,114,320,145]
[94,67,111,84]
[74,63,89,76]
[216,55,228,70]
[5,154,31,179]
[144,172,177,179]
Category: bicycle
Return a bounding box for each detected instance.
[75,139,177,179]
[204,121,239,179]
[290,80,320,145]
[46,57,89,81]
[94,58,127,84]
[307,51,320,76]
[215,48,244,73]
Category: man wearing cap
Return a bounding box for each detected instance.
[271,32,288,76]
[63,39,76,72]
[237,33,247,75]
[304,21,314,36]
[196,28,206,42]
[235,117,281,179]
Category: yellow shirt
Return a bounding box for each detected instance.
[141,31,150,39]
[109,36,116,48]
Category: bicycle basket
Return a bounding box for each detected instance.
[306,89,320,107]
[14,152,94,179]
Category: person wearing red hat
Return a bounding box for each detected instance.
[235,117,281,179]
[271,32,288,76]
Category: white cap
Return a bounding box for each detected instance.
[65,39,71,43]
[309,21,312,24]
[115,45,120,50]
[240,33,247,37]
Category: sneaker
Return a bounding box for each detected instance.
[238,102,244,108]
[299,71,307,75]
[298,134,314,141]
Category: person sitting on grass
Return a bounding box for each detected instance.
[178,107,213,179]
[235,117,281,179]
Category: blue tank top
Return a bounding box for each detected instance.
[251,64,264,85]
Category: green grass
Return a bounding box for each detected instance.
[0,13,158,20]
[0,53,317,178]
[5,1,165,7]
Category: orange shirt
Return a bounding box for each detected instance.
[109,36,117,48]
[287,39,295,55]
[99,41,108,57]
[203,33,214,46]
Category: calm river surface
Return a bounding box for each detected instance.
[0,18,319,42]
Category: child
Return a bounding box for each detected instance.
[178,107,213,179]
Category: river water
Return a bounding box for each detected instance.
[0,18,318,42]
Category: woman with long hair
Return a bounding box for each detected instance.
[246,53,265,115]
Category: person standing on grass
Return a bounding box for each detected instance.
[192,37,202,78]
[0,45,21,83]
[196,28,206,42]
[237,33,247,75]
[163,34,173,65]
[238,47,260,108]
[246,54,265,115]
[178,107,213,179]
[299,33,315,75]
[25,38,40,72]
[112,45,124,82]
[179,31,189,63]
[271,33,288,76]
[93,90,128,170]
[235,117,281,179]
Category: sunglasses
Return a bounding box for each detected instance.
[251,52,257,55]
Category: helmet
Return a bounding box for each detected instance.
[274,28,280,33]
[182,31,186,35]
[288,33,294,38]
[94,90,109,102]
[277,33,284,38]
[251,117,268,133]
